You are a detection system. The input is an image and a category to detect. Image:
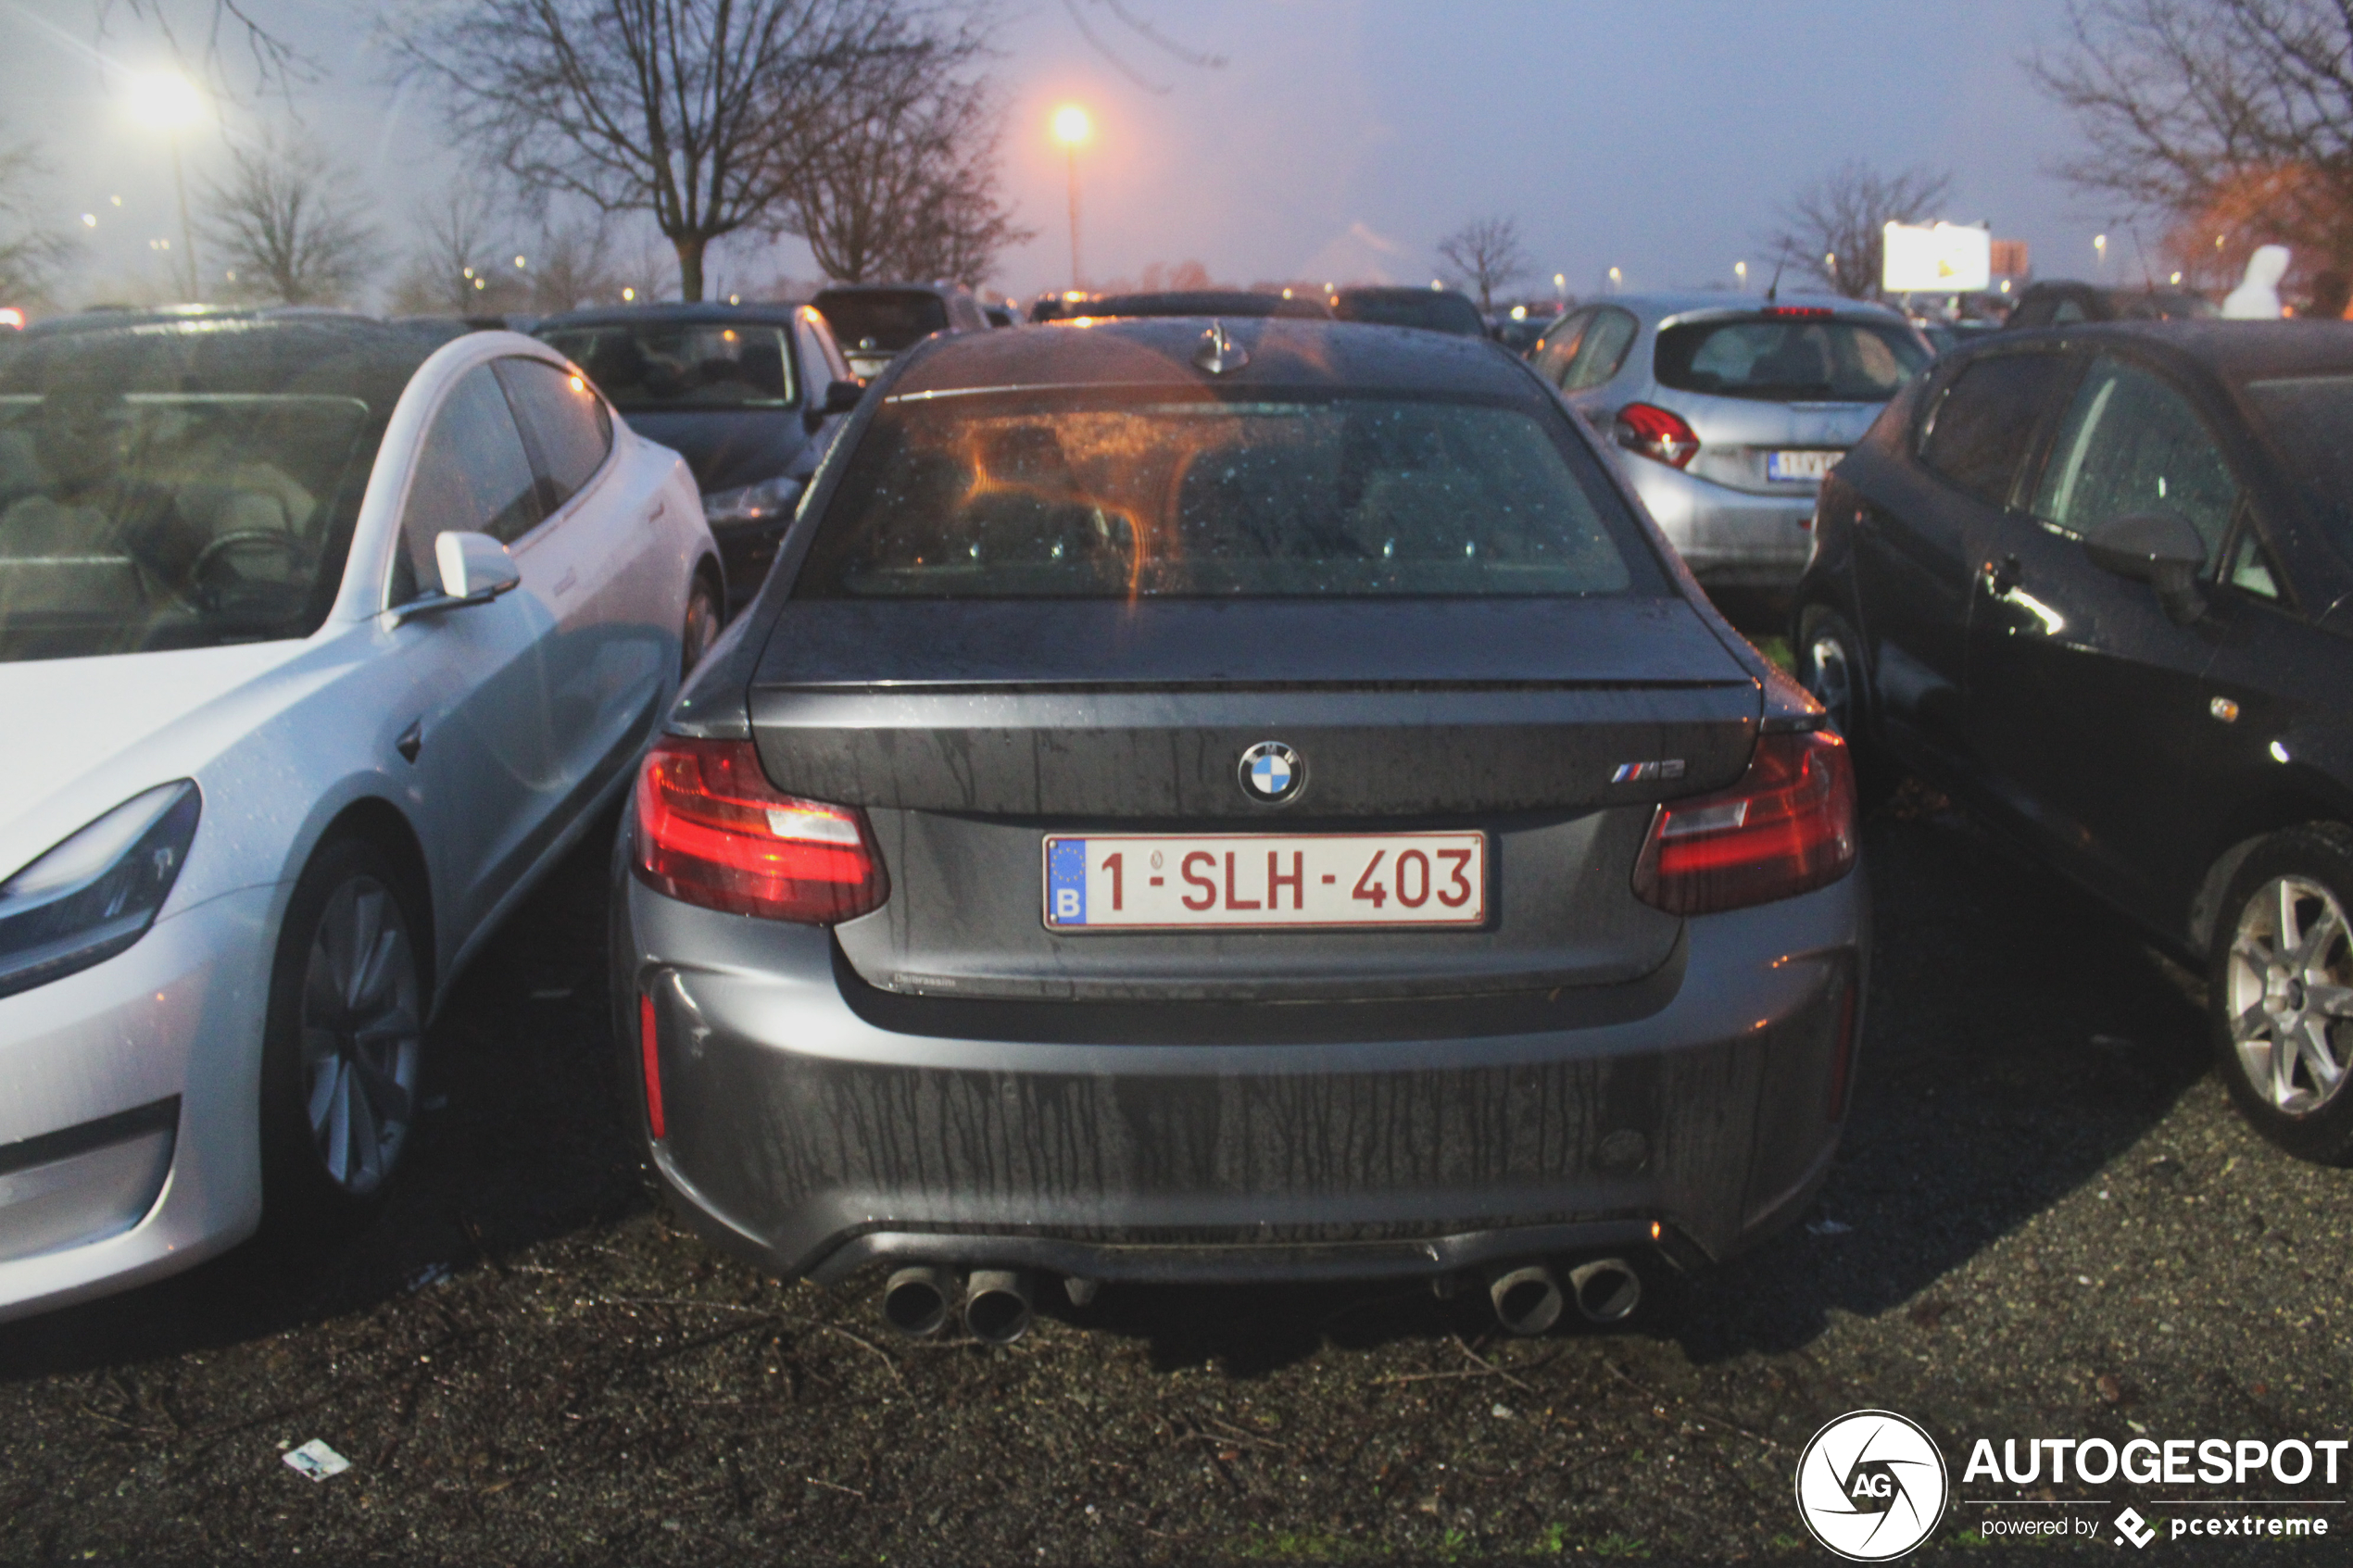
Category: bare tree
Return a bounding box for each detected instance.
[389,182,523,316]
[107,1,313,95]
[1058,0,1225,95]
[200,134,379,306]
[525,218,621,312]
[398,0,939,304]
[0,131,75,307]
[792,35,1028,286]
[1763,161,1954,298]
[1435,216,1528,313]
[2029,0,2353,274]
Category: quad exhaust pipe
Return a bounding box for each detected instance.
[880,1265,1037,1344]
[1485,1258,1643,1335]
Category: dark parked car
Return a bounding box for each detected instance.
[1327,285,1488,337]
[615,315,1867,1345]
[535,303,863,611]
[2004,281,2217,330]
[811,282,990,380]
[1793,320,2353,1163]
[1081,290,1331,320]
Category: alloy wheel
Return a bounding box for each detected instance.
[298,874,422,1195]
[2224,875,2353,1116]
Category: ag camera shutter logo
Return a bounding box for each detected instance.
[1794,1410,1950,1561]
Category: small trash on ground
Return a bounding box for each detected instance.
[406,1262,452,1293]
[1806,1218,1854,1236]
[283,1440,350,1482]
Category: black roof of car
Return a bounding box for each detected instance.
[536,301,811,329]
[1082,290,1332,320]
[885,316,1532,401]
[1979,319,2353,385]
[812,282,972,301]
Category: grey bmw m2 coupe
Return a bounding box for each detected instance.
[612,315,1866,1343]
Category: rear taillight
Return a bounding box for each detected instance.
[1631,730,1856,914]
[1613,402,1700,469]
[633,737,888,922]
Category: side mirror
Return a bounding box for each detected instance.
[2082,510,2208,623]
[435,531,522,600]
[824,379,864,414]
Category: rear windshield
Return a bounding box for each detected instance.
[795,392,1647,599]
[0,325,398,662]
[814,292,950,354]
[2245,375,2353,558]
[1654,315,1928,402]
[537,322,794,410]
[1329,293,1488,336]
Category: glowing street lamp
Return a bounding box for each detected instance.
[2094,232,2108,272]
[1734,259,1748,291]
[1051,105,1091,291]
[125,69,206,300]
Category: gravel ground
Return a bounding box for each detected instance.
[2,788,2348,1567]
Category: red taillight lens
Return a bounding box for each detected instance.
[633,737,888,922]
[1631,730,1857,915]
[1613,401,1700,469]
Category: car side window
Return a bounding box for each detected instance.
[389,365,542,604]
[1529,309,1590,387]
[1916,352,2070,507]
[794,316,839,400]
[1561,307,1638,391]
[494,357,614,515]
[2030,355,2238,565]
[2051,298,2089,325]
[2226,527,2284,602]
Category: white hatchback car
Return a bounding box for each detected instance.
[0,313,719,1322]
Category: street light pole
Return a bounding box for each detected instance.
[169,132,198,301]
[1052,106,1090,293]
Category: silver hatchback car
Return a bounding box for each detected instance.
[1528,295,1931,589]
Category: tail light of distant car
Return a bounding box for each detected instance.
[1631,730,1856,914]
[633,738,888,922]
[1613,402,1700,470]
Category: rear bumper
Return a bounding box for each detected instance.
[617,864,1868,1284]
[1620,458,1818,586]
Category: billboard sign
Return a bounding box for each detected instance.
[1883,221,1992,293]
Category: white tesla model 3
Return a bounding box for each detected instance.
[0,312,722,1322]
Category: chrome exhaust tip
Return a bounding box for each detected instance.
[1567,1258,1642,1324]
[880,1266,955,1338]
[1487,1264,1566,1336]
[963,1268,1035,1345]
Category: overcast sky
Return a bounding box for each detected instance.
[2,0,2142,307]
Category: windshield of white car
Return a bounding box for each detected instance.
[1654,315,1929,402]
[537,322,796,411]
[0,322,403,662]
[795,391,1650,599]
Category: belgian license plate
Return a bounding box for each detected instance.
[1767,448,1840,482]
[1043,833,1488,931]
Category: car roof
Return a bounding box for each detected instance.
[0,311,458,410]
[1085,290,1332,320]
[1989,319,2353,384]
[535,302,811,329]
[1575,291,1906,321]
[813,282,970,301]
[885,316,1533,400]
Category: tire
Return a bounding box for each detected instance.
[258,836,428,1233]
[1793,605,1895,813]
[681,571,721,681]
[2208,824,2353,1164]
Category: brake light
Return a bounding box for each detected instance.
[1761,306,1833,320]
[633,737,888,922]
[1613,402,1700,469]
[1631,730,1856,914]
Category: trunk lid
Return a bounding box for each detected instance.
[749,597,1761,1002]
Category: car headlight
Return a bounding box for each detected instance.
[701,475,804,527]
[0,782,201,999]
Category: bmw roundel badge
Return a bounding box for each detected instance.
[1239,741,1303,804]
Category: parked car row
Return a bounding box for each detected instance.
[7,282,2348,1345]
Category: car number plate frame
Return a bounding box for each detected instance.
[1042,832,1488,932]
[1767,448,1841,483]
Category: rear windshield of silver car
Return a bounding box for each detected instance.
[795,390,1655,598]
[1654,314,1929,402]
